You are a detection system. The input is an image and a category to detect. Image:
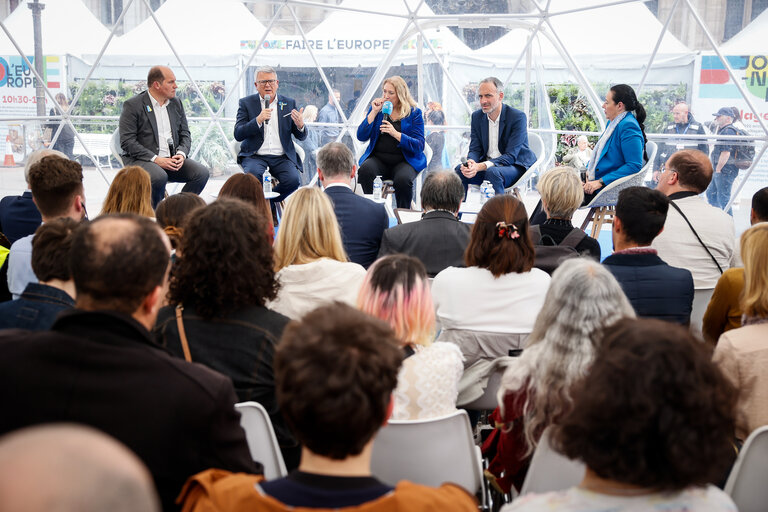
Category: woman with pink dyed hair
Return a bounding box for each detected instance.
[358,254,463,420]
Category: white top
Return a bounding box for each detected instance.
[485,113,501,167]
[392,342,464,421]
[432,266,550,333]
[504,485,736,512]
[268,258,366,319]
[149,93,173,159]
[652,195,737,289]
[257,95,284,157]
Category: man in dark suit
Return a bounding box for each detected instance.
[0,214,257,511]
[319,142,388,269]
[378,170,470,277]
[603,186,694,325]
[455,76,536,195]
[119,66,210,208]
[234,66,308,202]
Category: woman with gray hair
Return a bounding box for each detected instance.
[533,166,600,260]
[483,258,634,493]
[562,135,592,171]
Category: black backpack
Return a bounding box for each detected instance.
[731,126,755,170]
[530,225,587,275]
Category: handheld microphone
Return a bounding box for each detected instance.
[264,94,271,125]
[382,101,393,123]
[167,137,175,157]
[461,156,468,167]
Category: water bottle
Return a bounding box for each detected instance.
[480,180,492,204]
[484,181,495,203]
[263,169,272,195]
[373,175,383,201]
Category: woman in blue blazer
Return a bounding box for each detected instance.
[357,76,426,209]
[583,84,647,202]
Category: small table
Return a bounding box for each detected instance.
[264,191,279,200]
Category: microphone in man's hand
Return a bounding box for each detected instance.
[382,101,393,123]
[264,94,271,125]
[461,156,468,168]
[167,137,175,157]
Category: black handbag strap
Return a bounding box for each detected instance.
[668,200,723,275]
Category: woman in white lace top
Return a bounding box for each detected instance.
[358,255,463,420]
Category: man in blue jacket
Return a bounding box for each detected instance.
[603,186,694,325]
[318,142,388,269]
[234,66,307,202]
[455,77,536,195]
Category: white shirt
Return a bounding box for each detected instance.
[149,93,173,160]
[256,95,285,157]
[485,112,501,168]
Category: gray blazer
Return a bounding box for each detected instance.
[119,90,191,162]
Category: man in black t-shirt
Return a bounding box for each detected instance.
[707,107,739,214]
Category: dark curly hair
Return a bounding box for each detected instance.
[168,198,278,318]
[155,192,206,250]
[553,318,737,491]
[464,195,534,276]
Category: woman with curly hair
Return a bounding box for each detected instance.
[358,254,463,420]
[269,187,366,319]
[484,258,634,493]
[153,198,299,468]
[432,195,550,366]
[217,173,273,238]
[155,192,206,253]
[99,166,154,218]
[507,318,737,511]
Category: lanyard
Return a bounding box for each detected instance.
[675,123,690,135]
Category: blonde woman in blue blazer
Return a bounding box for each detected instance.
[357,76,426,209]
[583,84,647,202]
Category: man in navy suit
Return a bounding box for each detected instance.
[455,77,536,195]
[318,142,388,269]
[235,66,308,202]
[119,66,210,208]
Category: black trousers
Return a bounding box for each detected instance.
[358,152,417,209]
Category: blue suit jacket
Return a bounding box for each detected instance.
[325,186,389,269]
[234,94,308,168]
[468,104,536,170]
[0,191,41,244]
[592,113,645,185]
[603,252,693,325]
[357,106,427,172]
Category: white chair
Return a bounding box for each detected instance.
[110,128,124,168]
[505,132,545,200]
[725,425,768,512]
[460,364,506,412]
[371,410,487,509]
[579,140,658,238]
[412,143,433,210]
[235,401,287,480]
[519,427,585,496]
[690,287,715,339]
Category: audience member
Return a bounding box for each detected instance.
[154,199,297,467]
[318,142,388,268]
[703,185,768,344]
[432,195,550,366]
[269,187,366,319]
[99,166,154,218]
[379,170,470,277]
[653,149,737,289]
[154,192,206,254]
[0,424,160,512]
[455,76,536,196]
[561,135,592,172]
[603,186,694,324]
[0,149,63,244]
[358,255,463,420]
[0,218,77,330]
[234,65,307,203]
[218,173,274,238]
[317,89,343,146]
[7,156,86,299]
[179,303,478,512]
[507,319,737,511]
[120,66,210,208]
[531,166,600,260]
[357,75,426,209]
[486,259,634,493]
[713,222,768,441]
[0,214,257,512]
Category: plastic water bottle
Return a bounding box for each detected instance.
[263,169,272,195]
[485,182,496,203]
[373,175,383,201]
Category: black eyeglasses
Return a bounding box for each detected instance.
[256,79,277,86]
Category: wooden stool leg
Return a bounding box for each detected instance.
[580,207,597,231]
